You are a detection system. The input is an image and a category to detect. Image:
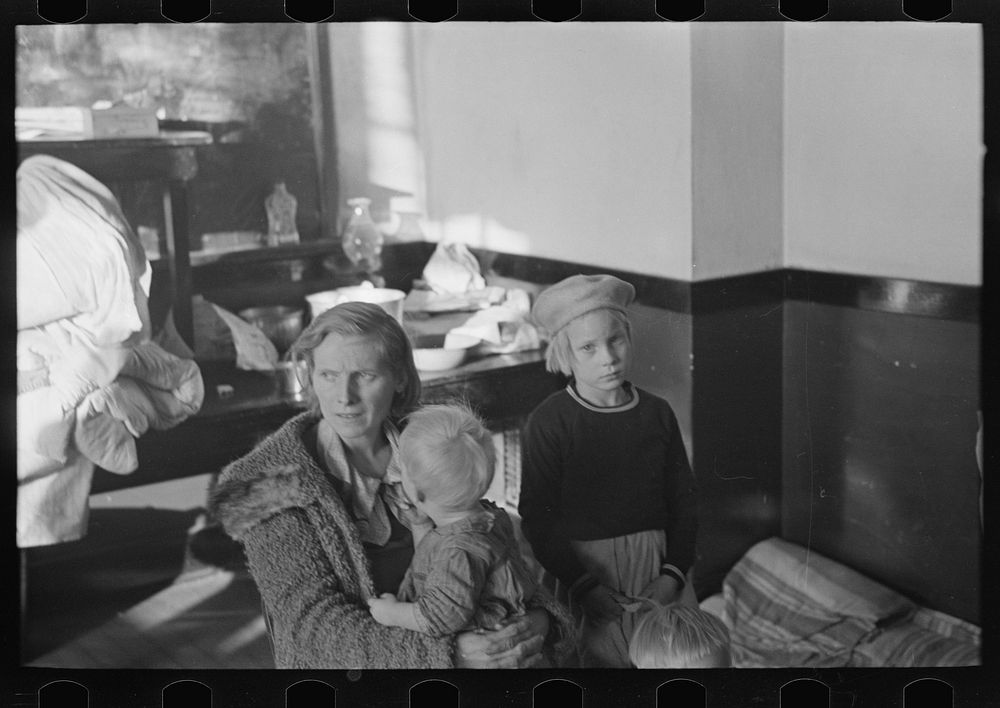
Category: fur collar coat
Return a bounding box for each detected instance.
[209,411,456,669]
[210,411,576,668]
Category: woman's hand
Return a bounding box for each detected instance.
[453,610,548,668]
[638,575,682,606]
[580,584,630,624]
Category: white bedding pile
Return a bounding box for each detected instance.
[17,155,204,547]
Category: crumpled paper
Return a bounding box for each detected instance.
[403,286,506,314]
[186,296,279,370]
[212,305,280,371]
[422,241,487,294]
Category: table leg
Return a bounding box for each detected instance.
[162,181,194,346]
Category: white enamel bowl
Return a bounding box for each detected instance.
[411,333,480,371]
[306,287,406,323]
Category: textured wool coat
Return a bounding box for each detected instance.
[210,411,575,669]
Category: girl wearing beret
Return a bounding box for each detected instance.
[518,274,699,668]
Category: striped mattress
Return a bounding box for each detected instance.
[700,537,980,668]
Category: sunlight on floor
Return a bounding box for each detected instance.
[28,567,272,669]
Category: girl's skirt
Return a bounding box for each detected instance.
[547,529,696,668]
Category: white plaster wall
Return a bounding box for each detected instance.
[327,23,983,286]
[691,23,784,281]
[783,23,983,286]
[327,23,427,213]
[410,23,694,281]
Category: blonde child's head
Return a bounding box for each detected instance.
[629,602,732,669]
[532,274,636,378]
[399,403,496,514]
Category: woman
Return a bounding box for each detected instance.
[210,302,570,668]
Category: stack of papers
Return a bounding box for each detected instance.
[17,106,160,140]
[403,286,506,314]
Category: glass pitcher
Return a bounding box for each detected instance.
[341,197,384,283]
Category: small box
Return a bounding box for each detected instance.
[16,106,160,139]
[90,107,160,139]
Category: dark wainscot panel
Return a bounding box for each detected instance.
[483,254,981,617]
[781,300,981,624]
[689,274,786,597]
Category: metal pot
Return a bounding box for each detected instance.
[274,359,308,397]
[239,306,304,354]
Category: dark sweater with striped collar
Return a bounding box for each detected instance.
[518,382,698,593]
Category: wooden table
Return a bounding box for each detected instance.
[92,345,562,495]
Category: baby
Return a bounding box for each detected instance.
[629,602,732,669]
[367,403,541,639]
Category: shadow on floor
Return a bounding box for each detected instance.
[22,506,245,663]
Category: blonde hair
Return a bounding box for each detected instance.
[399,403,495,512]
[543,307,632,377]
[628,602,731,669]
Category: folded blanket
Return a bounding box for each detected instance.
[17,154,150,342]
[16,155,166,548]
[75,342,205,474]
[17,449,96,548]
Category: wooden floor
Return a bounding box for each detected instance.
[21,456,521,671]
[27,565,272,669]
[22,475,274,670]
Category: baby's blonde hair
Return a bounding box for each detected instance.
[628,602,731,669]
[399,403,495,512]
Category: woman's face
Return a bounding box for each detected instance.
[311,332,402,447]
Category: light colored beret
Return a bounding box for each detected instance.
[531,274,636,336]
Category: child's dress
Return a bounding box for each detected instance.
[396,499,538,636]
[519,381,698,667]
